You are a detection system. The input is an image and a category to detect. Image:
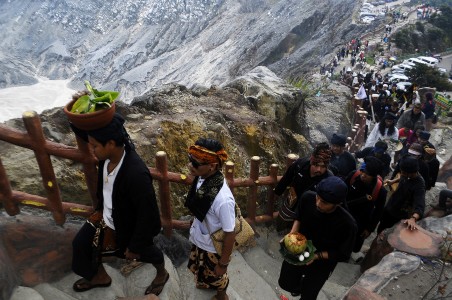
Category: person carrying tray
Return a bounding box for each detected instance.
[278,176,357,300]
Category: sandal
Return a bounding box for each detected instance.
[196,282,210,289]
[145,272,169,296]
[73,278,112,292]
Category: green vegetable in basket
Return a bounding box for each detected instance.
[70,81,119,114]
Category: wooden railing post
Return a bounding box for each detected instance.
[265,163,278,217]
[0,157,20,216]
[356,110,368,150]
[247,156,260,225]
[224,161,235,193]
[155,151,172,237]
[73,135,99,209]
[286,153,299,168]
[22,111,65,225]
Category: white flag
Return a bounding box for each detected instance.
[356,84,367,100]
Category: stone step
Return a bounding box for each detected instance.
[326,262,362,288]
[8,227,362,300]
[317,262,362,300]
[176,250,280,300]
[31,283,79,300]
[10,286,45,300]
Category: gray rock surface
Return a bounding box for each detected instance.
[0,0,375,99]
[356,251,421,293]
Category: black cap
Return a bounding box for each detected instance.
[316,176,348,204]
[400,156,419,173]
[331,133,347,147]
[362,156,383,177]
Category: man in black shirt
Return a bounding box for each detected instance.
[354,140,391,178]
[329,133,357,179]
[274,143,333,227]
[278,177,357,300]
[378,156,426,233]
[344,157,387,252]
[391,143,430,189]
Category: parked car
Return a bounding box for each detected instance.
[389,70,406,77]
[388,74,409,83]
[405,57,427,66]
[433,54,442,62]
[417,56,439,67]
[392,64,413,72]
[401,60,417,67]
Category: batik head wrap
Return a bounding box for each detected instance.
[188,144,228,165]
[310,143,332,166]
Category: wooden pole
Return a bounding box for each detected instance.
[73,135,99,208]
[10,190,93,217]
[246,156,260,225]
[22,111,65,225]
[265,163,279,217]
[0,157,20,215]
[155,151,172,237]
[0,123,90,163]
[224,161,235,193]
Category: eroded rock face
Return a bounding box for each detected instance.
[0,67,354,218]
[0,0,373,98]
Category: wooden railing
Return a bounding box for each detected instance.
[347,88,368,152]
[0,95,366,236]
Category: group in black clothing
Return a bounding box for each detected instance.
[276,129,439,299]
[68,111,441,300]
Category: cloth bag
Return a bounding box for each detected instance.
[87,211,118,255]
[206,203,255,256]
[278,186,298,222]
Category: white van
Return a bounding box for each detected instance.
[401,60,417,67]
[391,64,413,72]
[406,57,426,66]
[417,56,439,67]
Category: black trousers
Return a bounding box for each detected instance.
[278,260,335,300]
[72,222,164,280]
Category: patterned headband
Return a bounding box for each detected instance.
[310,149,331,165]
[188,145,228,164]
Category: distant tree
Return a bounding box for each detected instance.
[429,5,452,41]
[416,22,425,34]
[392,4,452,55]
[393,28,416,53]
[406,64,452,91]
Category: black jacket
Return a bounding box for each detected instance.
[274,157,332,198]
[96,149,161,253]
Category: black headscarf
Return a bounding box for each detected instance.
[70,113,135,150]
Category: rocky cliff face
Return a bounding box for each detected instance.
[0,0,373,99]
[0,67,352,215]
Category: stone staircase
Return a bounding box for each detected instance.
[9,224,363,300]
